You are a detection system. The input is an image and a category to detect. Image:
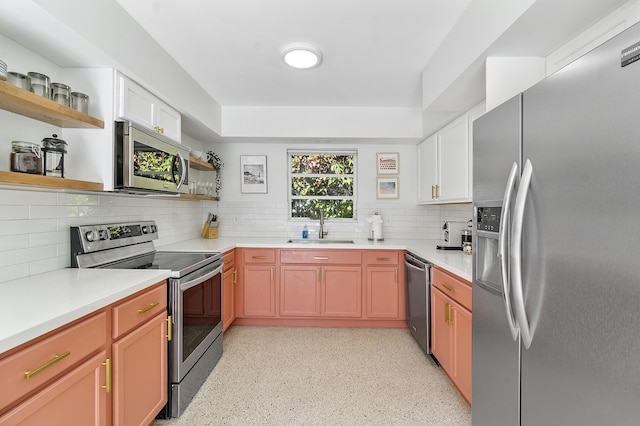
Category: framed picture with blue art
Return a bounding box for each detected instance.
[376,177,399,199]
[240,155,268,193]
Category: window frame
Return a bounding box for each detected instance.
[287,149,358,221]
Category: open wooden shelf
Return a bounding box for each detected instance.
[189,156,215,171]
[0,171,103,191]
[0,80,104,129]
[180,193,219,201]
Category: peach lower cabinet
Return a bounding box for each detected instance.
[431,266,472,404]
[231,248,406,327]
[0,281,169,426]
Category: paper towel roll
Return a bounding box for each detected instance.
[367,212,384,240]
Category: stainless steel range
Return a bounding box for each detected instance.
[70,221,223,418]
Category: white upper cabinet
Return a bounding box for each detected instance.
[418,102,484,205]
[437,114,469,203]
[116,73,182,143]
[417,134,438,203]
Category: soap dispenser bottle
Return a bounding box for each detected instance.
[302,224,309,239]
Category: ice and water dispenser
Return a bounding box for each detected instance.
[474,205,503,292]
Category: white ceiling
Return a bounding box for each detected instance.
[114,0,472,109]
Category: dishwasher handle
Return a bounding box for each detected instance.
[405,253,431,271]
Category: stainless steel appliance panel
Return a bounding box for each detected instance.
[405,253,432,355]
[472,95,523,425]
[517,23,640,425]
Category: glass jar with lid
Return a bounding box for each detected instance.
[11,141,42,174]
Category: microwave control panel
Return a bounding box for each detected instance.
[476,206,502,232]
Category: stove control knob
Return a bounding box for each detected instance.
[85,231,97,242]
[142,226,149,234]
[98,230,109,241]
[151,225,157,233]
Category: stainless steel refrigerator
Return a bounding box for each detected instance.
[472,21,640,425]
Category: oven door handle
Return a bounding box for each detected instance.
[179,263,223,291]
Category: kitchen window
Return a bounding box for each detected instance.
[288,150,357,220]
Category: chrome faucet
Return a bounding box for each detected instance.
[319,210,328,239]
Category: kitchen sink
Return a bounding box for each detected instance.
[286,239,355,244]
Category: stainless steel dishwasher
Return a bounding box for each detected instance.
[405,252,434,359]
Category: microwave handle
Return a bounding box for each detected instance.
[175,152,187,190]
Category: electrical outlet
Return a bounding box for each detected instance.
[233,215,240,225]
[384,217,391,224]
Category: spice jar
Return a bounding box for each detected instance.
[42,134,67,178]
[11,141,42,174]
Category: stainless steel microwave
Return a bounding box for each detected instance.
[114,121,189,194]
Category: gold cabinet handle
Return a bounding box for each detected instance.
[160,127,165,134]
[224,259,233,264]
[321,267,325,283]
[138,301,160,314]
[314,256,329,260]
[232,270,238,284]
[444,302,449,324]
[448,304,454,326]
[442,283,455,292]
[376,257,391,261]
[395,268,398,284]
[270,267,274,283]
[436,185,440,198]
[101,358,112,393]
[317,267,321,283]
[252,255,267,259]
[431,185,435,199]
[24,351,71,379]
[166,315,173,341]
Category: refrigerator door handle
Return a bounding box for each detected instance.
[499,161,519,341]
[512,159,533,349]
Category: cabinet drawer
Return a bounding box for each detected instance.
[223,250,236,272]
[112,284,167,339]
[280,249,362,265]
[0,312,107,410]
[432,267,472,312]
[365,251,399,265]
[243,248,276,264]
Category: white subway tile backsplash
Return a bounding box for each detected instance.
[0,185,473,283]
[0,205,29,220]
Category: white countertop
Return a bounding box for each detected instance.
[162,237,472,281]
[0,268,171,353]
[1,237,471,355]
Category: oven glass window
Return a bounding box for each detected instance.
[181,273,222,362]
[133,140,184,184]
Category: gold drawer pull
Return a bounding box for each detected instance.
[101,358,112,393]
[314,256,329,260]
[138,301,160,314]
[252,255,267,259]
[224,259,233,264]
[24,351,71,379]
[233,270,238,284]
[442,283,455,292]
[377,257,392,261]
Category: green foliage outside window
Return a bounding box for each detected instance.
[289,153,356,219]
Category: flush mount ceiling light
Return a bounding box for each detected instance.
[281,43,323,69]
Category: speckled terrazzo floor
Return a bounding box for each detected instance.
[154,326,471,426]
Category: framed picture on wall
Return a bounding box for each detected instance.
[376,152,399,175]
[376,177,399,199]
[240,155,268,193]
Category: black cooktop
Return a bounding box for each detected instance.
[101,251,221,278]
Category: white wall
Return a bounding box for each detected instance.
[202,141,447,240]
